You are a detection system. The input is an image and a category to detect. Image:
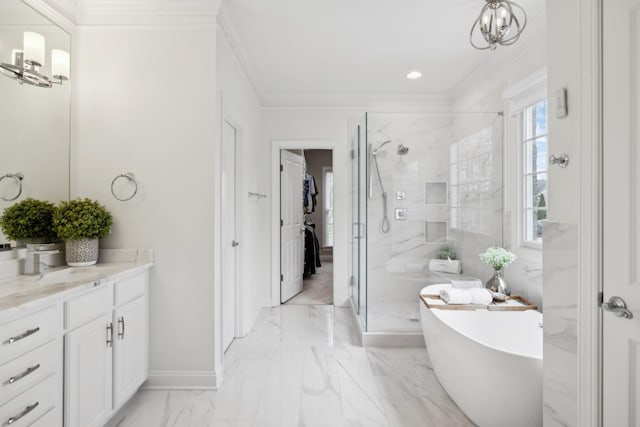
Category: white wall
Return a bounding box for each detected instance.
[74,26,219,387]
[216,26,265,332]
[542,0,587,424]
[450,11,547,309]
[263,107,358,306]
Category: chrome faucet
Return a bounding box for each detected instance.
[24,243,60,275]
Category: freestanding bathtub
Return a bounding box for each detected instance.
[419,284,543,427]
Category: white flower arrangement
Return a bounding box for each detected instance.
[479,246,516,270]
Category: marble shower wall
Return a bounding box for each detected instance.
[364,113,503,332]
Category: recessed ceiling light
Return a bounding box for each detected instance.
[406,71,422,79]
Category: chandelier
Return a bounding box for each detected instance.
[0,32,70,88]
[470,0,527,50]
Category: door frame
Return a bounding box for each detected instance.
[214,92,246,386]
[221,116,243,344]
[271,140,336,306]
[577,0,602,425]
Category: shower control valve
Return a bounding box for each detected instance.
[394,208,409,220]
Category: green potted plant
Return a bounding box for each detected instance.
[437,245,456,260]
[53,198,112,266]
[0,198,56,245]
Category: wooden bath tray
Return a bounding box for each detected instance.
[420,293,537,311]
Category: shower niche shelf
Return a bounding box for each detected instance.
[425,221,448,243]
[424,181,448,205]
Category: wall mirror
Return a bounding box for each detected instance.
[0,0,71,243]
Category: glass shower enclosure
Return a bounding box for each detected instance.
[350,112,504,334]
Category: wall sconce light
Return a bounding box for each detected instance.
[0,31,70,88]
[470,0,527,51]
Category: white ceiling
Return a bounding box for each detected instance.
[0,0,55,25]
[220,0,545,106]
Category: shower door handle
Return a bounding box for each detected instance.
[352,222,365,239]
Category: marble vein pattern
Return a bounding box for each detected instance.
[543,222,578,427]
[113,305,474,427]
[363,113,504,334]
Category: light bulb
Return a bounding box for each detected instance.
[23,32,45,67]
[51,49,70,80]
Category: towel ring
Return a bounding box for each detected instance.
[111,173,138,201]
[0,173,24,202]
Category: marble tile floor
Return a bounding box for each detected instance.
[286,258,333,305]
[113,305,474,427]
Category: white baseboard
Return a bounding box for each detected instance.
[143,370,219,390]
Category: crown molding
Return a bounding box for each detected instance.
[216,4,266,104]
[260,92,452,108]
[76,0,221,26]
[24,0,77,30]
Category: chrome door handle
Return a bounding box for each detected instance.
[232,240,239,247]
[601,296,634,319]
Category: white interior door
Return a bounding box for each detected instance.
[602,1,640,424]
[280,150,305,303]
[221,120,237,352]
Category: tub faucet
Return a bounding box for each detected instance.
[24,243,60,275]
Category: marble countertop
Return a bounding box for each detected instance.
[0,260,153,324]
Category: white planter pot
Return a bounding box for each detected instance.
[65,238,99,266]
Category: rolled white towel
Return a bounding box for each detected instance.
[429,259,462,274]
[439,289,472,305]
[469,288,493,305]
[451,279,483,289]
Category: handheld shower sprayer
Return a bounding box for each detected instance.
[368,140,392,233]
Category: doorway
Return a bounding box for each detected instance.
[285,149,334,305]
[274,145,335,306]
[221,119,239,352]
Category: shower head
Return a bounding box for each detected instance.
[397,144,409,155]
[372,140,392,155]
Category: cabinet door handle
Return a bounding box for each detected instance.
[5,327,40,345]
[6,364,40,385]
[106,322,113,347]
[6,401,39,425]
[118,316,125,340]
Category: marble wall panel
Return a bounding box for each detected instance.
[542,221,578,426]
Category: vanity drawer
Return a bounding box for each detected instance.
[114,273,145,306]
[65,285,112,330]
[0,374,57,427]
[0,306,61,364]
[30,406,61,427]
[0,339,61,405]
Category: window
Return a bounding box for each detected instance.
[504,70,547,255]
[323,168,334,247]
[520,99,548,245]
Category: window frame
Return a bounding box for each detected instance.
[322,166,334,248]
[519,99,548,248]
[503,70,548,259]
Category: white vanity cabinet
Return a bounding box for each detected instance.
[64,271,149,427]
[65,313,113,427]
[0,306,63,427]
